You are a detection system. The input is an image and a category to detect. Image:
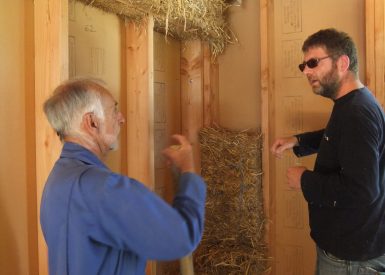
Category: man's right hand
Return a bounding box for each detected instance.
[162,135,195,173]
[270,136,299,159]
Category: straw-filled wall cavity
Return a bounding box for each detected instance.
[194,127,269,274]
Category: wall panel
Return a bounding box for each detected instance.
[0,2,32,274]
[68,0,122,172]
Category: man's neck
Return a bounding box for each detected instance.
[64,135,105,159]
[335,74,364,99]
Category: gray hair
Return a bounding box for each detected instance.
[43,78,107,140]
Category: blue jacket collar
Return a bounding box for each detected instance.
[61,142,108,169]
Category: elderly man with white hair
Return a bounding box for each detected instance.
[40,78,206,275]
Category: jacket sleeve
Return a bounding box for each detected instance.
[293,129,324,157]
[79,170,206,260]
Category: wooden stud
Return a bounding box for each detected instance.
[181,40,204,172]
[365,0,376,93]
[203,42,219,127]
[124,16,154,188]
[365,0,385,108]
[34,1,68,274]
[123,16,155,275]
[120,19,128,176]
[260,0,274,273]
[374,0,385,108]
[24,1,39,274]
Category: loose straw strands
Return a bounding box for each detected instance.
[77,0,237,56]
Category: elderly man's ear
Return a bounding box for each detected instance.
[83,112,99,134]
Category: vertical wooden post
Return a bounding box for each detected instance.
[34,0,68,274]
[366,0,376,93]
[365,0,385,108]
[123,16,155,275]
[181,40,204,172]
[120,19,128,176]
[203,43,219,127]
[124,16,154,187]
[260,0,273,274]
[25,1,39,274]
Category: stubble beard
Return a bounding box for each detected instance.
[312,64,341,100]
[109,140,119,151]
[106,129,120,151]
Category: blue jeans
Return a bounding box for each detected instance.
[316,246,385,275]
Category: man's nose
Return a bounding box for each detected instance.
[302,64,314,76]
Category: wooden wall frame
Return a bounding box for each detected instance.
[365,0,385,107]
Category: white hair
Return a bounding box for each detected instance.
[43,78,107,140]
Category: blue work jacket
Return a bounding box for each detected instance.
[40,142,206,275]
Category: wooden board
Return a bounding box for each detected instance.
[203,42,219,127]
[366,0,385,108]
[181,40,204,172]
[153,32,181,202]
[124,17,154,188]
[260,0,274,273]
[123,16,155,275]
[34,1,68,274]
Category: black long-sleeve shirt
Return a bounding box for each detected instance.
[293,87,385,261]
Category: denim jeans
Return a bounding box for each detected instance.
[316,246,385,275]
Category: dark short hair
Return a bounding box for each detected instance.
[302,28,358,75]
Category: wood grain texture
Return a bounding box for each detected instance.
[260,0,273,274]
[124,17,154,188]
[181,40,203,173]
[203,42,219,127]
[34,1,68,274]
[365,0,385,108]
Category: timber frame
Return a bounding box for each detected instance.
[33,1,385,274]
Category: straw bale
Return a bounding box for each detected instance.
[76,0,236,56]
[193,127,270,275]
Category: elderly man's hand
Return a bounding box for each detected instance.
[162,135,195,173]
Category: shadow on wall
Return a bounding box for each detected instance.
[0,199,20,274]
[303,109,332,130]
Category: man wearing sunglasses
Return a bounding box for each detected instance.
[271,28,385,274]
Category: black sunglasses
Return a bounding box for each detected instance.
[298,56,331,72]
